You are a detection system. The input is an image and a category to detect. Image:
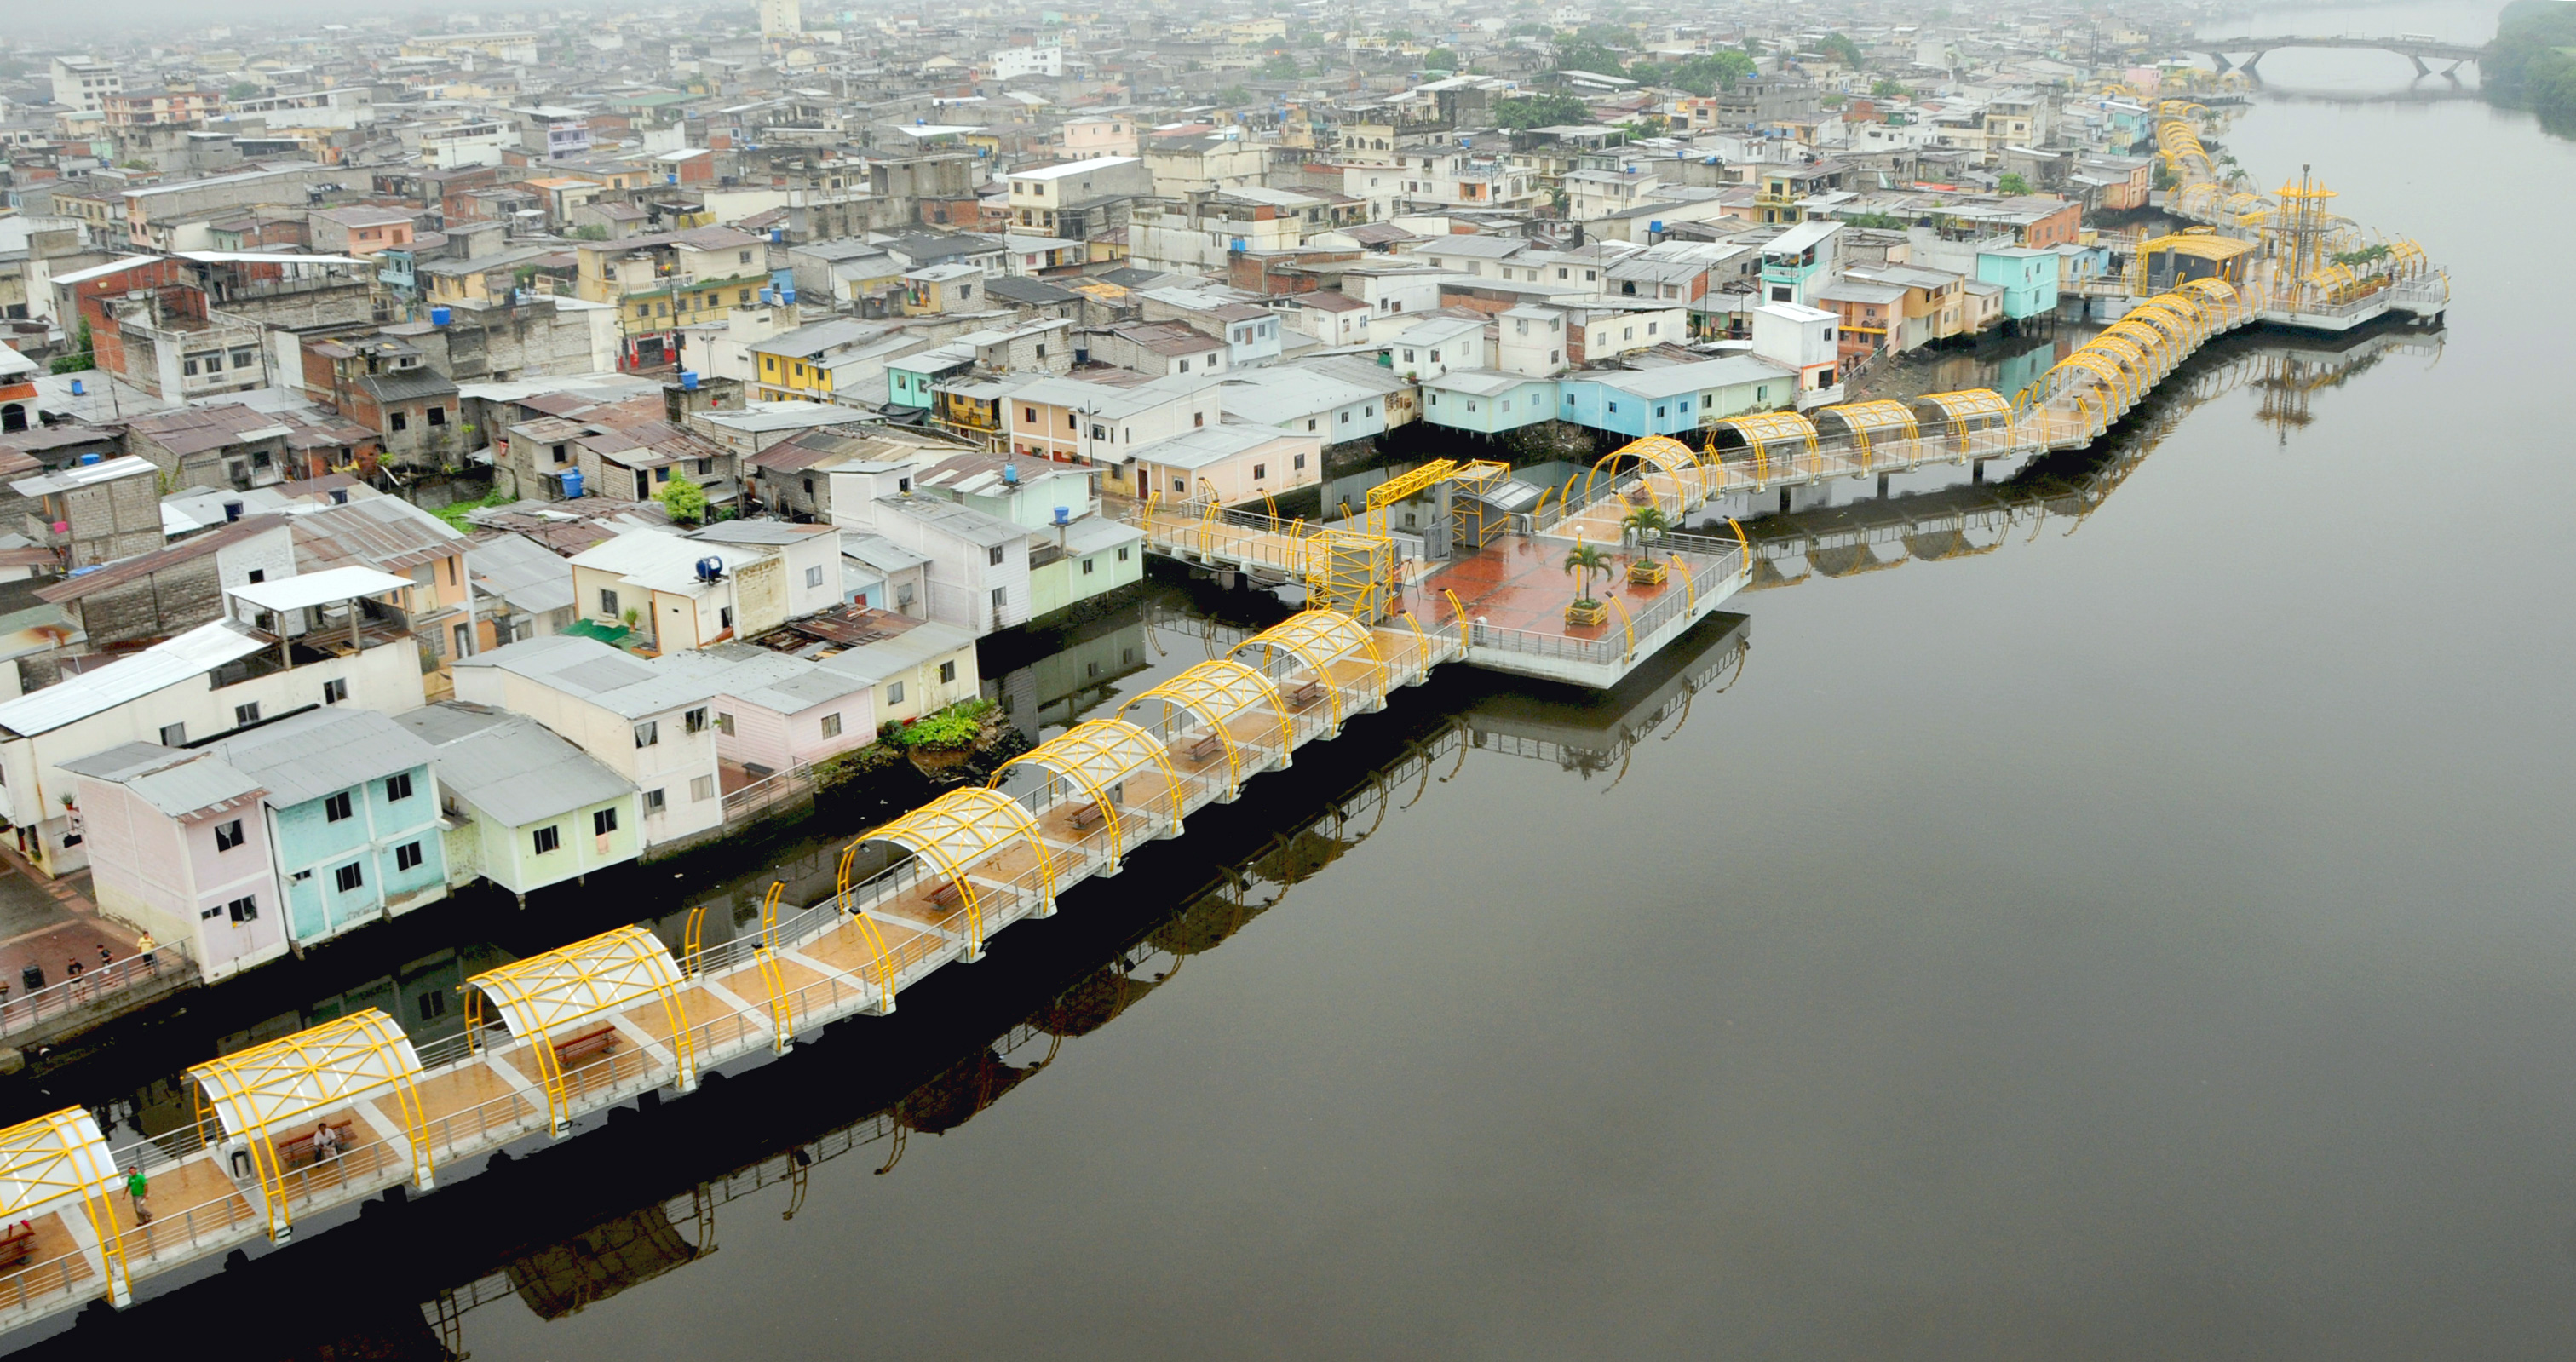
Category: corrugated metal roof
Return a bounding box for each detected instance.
[216,706,436,809]
[398,702,634,828]
[0,622,268,738]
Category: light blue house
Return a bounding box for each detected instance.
[217,707,450,948]
[1558,356,1797,439]
[886,348,972,410]
[1977,247,2061,319]
[1422,370,1560,434]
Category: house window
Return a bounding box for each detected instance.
[1340,411,1350,424]
[635,720,659,748]
[335,863,365,894]
[1172,477,1186,492]
[1252,463,1266,480]
[1307,418,1318,432]
[716,711,735,736]
[820,713,842,738]
[395,841,423,872]
[389,411,408,432]
[534,825,561,854]
[644,788,666,813]
[594,807,618,836]
[227,894,258,922]
[600,588,620,616]
[938,659,958,685]
[323,677,348,705]
[426,406,446,426]
[720,606,733,630]
[1082,557,1095,574]
[987,545,1006,566]
[991,586,1008,614]
[685,707,709,734]
[160,722,187,745]
[386,772,414,802]
[216,819,244,852]
[886,681,905,704]
[235,702,261,727]
[325,790,354,822]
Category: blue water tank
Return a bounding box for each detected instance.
[769,227,785,244]
[1052,505,1071,526]
[680,370,699,391]
[430,305,452,326]
[69,379,84,396]
[561,468,584,499]
[78,452,101,466]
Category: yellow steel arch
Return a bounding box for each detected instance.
[992,718,1188,871]
[2096,322,2165,360]
[870,786,1054,959]
[1707,411,1820,483]
[1121,658,1291,797]
[1913,389,2014,445]
[1578,434,1704,510]
[2121,304,2188,342]
[1229,609,1385,729]
[2083,333,2150,372]
[2046,352,2135,412]
[1811,399,1920,457]
[468,925,695,1135]
[0,1108,131,1305]
[189,1009,434,1240]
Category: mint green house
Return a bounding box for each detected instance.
[1421,370,1560,434]
[216,707,451,947]
[398,702,641,901]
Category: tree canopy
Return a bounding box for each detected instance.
[1996,172,2033,195]
[658,470,709,526]
[1817,33,1866,68]
[1632,49,1755,95]
[1497,93,1595,129]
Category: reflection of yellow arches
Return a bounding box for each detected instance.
[994,718,1188,871]
[469,926,695,1135]
[869,787,1053,959]
[190,1009,434,1241]
[0,1108,131,1304]
[1123,658,1291,797]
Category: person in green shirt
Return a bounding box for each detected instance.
[124,1166,150,1225]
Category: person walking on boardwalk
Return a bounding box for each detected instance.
[135,932,157,976]
[63,957,83,1002]
[124,1166,150,1225]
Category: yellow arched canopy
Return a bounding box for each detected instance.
[1229,610,1388,727]
[189,1009,435,1238]
[870,786,1055,956]
[0,1108,130,1303]
[992,718,1187,865]
[1913,389,2015,443]
[1579,434,1703,509]
[1121,659,1291,797]
[1812,399,1921,452]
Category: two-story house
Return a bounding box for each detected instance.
[399,701,641,903]
[452,634,724,850]
[215,705,451,948]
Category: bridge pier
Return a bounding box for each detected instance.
[2411,54,2432,77]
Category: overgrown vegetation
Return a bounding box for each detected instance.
[433,486,517,531]
[891,698,998,750]
[2486,0,2576,137]
[1626,49,1757,95]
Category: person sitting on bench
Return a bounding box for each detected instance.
[312,1119,342,1165]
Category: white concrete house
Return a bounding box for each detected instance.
[452,634,724,850]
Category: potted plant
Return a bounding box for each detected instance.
[1623,504,1670,585]
[1562,539,1611,628]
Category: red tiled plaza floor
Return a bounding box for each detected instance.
[1404,537,1687,643]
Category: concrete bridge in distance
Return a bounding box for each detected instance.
[2193,35,2487,78]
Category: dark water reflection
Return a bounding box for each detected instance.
[26,49,2576,1362]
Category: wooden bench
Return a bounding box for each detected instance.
[925,878,963,911]
[1185,731,1225,763]
[551,1026,618,1071]
[1286,678,1322,710]
[0,1221,34,1271]
[1069,801,1109,831]
[275,1119,359,1171]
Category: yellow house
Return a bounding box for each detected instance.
[573,225,772,366]
[749,318,885,403]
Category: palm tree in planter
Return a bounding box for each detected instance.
[1622,504,1670,585]
[1562,538,1612,627]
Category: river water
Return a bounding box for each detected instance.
[32,8,2576,1357]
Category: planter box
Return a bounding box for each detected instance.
[1627,560,1669,586]
[1564,599,1611,628]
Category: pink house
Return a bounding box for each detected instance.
[651,647,880,784]
[64,743,289,983]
